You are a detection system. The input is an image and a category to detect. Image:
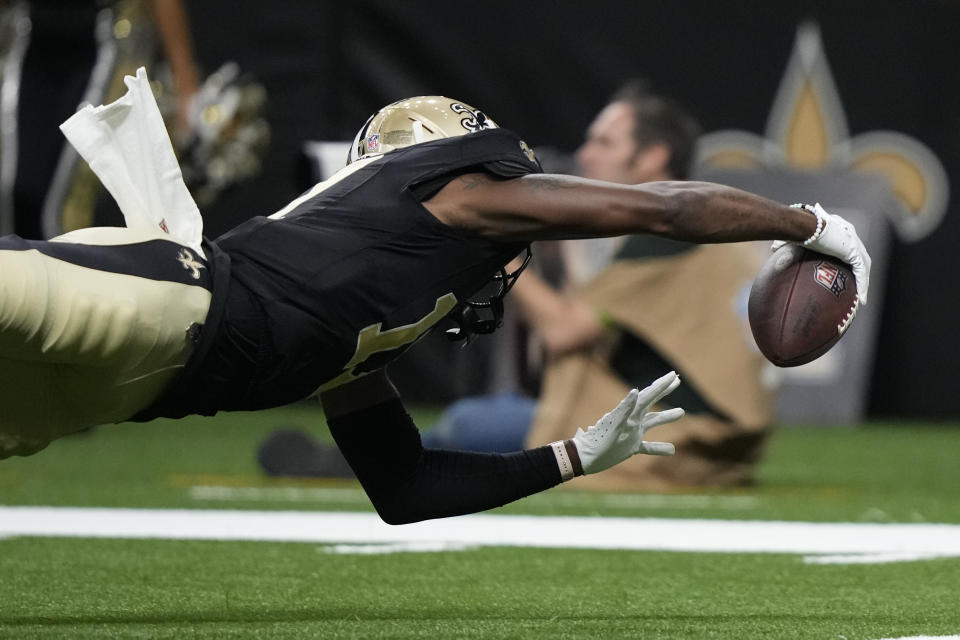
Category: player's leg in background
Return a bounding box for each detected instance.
[422,393,536,453]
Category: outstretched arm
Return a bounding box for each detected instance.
[319,370,683,524]
[320,371,564,524]
[424,173,871,304]
[424,174,816,243]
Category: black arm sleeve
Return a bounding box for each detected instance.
[327,398,562,525]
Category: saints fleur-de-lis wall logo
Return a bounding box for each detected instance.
[697,22,949,242]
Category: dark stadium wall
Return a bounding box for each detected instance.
[185,0,960,418]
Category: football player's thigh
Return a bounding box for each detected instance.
[0,247,133,364]
[0,358,86,458]
[0,248,52,359]
[0,245,193,367]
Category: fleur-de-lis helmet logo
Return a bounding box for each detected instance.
[450,103,495,133]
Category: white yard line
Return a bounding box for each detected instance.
[323,541,476,555]
[187,485,760,510]
[2,506,960,564]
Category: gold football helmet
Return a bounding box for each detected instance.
[348,96,498,164]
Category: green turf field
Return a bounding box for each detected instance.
[2,405,960,639]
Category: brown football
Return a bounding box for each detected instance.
[748,244,858,367]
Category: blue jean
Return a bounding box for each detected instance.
[422,392,537,453]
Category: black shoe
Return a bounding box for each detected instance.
[256,428,355,478]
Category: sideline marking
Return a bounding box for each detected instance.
[188,485,760,511]
[2,507,960,564]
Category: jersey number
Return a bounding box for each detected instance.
[316,293,458,392]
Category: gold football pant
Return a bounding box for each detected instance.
[0,227,212,458]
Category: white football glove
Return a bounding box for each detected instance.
[772,203,872,305]
[571,371,685,475]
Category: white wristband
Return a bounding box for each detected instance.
[792,203,826,246]
[549,440,575,482]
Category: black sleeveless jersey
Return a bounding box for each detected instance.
[146,128,542,418]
